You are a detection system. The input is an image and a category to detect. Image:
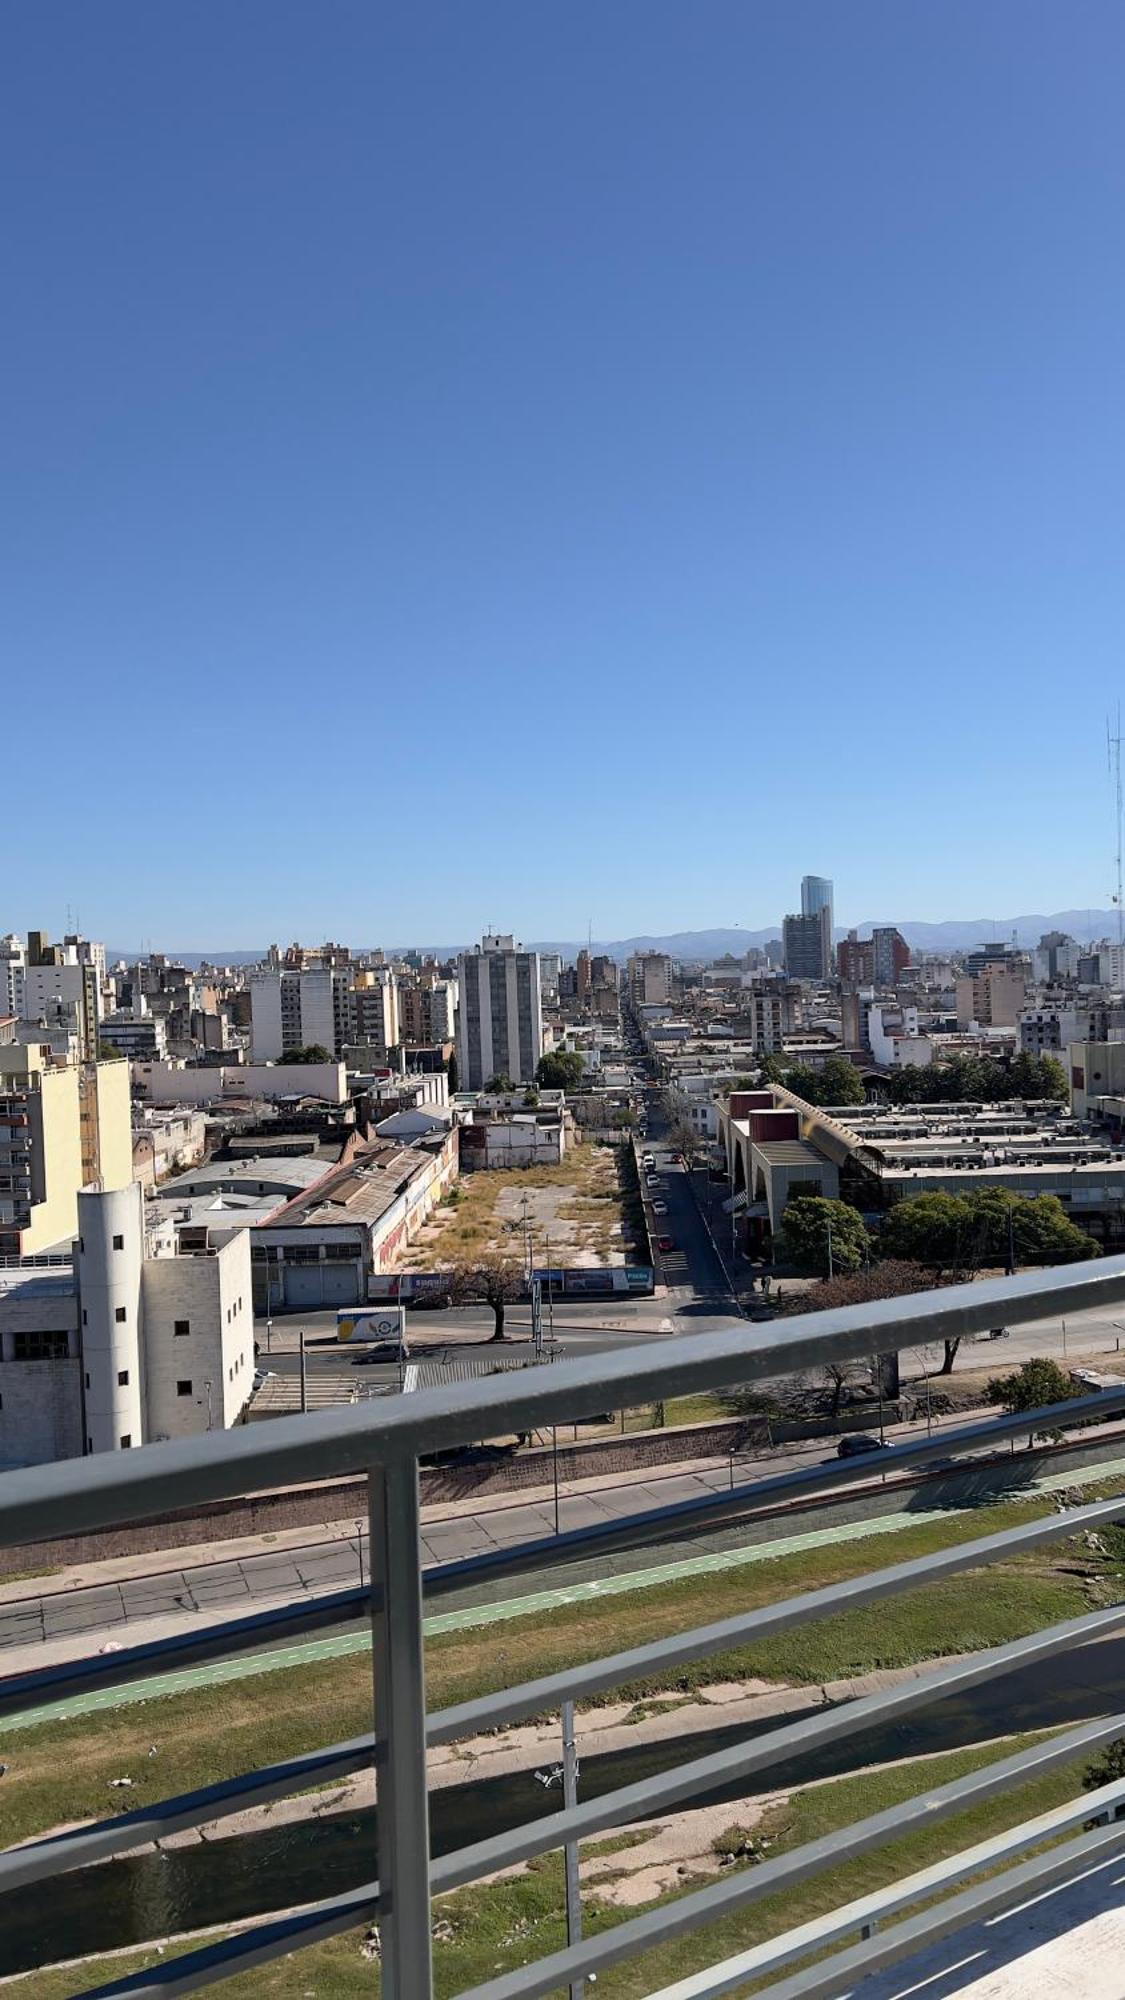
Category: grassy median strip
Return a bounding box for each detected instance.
[2,1484,1120,1852]
[19,1729,1092,1998]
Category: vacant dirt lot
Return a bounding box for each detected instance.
[400,1141,642,1270]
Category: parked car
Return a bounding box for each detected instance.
[252,1369,277,1391]
[657,1234,675,1253]
[352,1339,410,1364]
[836,1432,889,1458]
[652,1200,669,1215]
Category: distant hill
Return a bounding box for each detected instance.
[111,910,1119,969]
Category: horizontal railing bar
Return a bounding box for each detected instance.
[1,1257,1121,1546]
[12,1484,1125,1888]
[645,1769,1125,1999]
[739,1821,1125,2000]
[74,1881,380,1997]
[449,1710,1125,2000]
[0,1734,372,1891]
[28,1708,1125,1996]
[429,1480,1125,1742]
[9,1422,1124,1763]
[431,1601,1125,1891]
[419,1383,1125,1592]
[14,1379,1117,1725]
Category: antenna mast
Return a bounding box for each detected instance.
[1110,711,1124,949]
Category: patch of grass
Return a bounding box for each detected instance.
[27,1731,1093,1998]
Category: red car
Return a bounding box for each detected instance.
[657,1234,675,1253]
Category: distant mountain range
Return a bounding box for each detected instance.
[111,910,1121,969]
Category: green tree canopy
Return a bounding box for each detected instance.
[879,1052,1069,1106]
[880,1189,1097,1272]
[777,1056,866,1107]
[536,1050,586,1091]
[986,1357,1079,1443]
[485,1072,514,1092]
[281,1044,333,1064]
[776,1195,870,1276]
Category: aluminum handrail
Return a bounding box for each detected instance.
[1,1255,1122,1545]
[14,1480,1125,1894]
[6,1257,1125,1998]
[8,1378,1125,1727]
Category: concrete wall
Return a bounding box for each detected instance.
[92,1057,133,1192]
[77,1182,145,1453]
[133,1059,347,1106]
[30,1062,83,1253]
[142,1229,254,1436]
[0,1358,82,1470]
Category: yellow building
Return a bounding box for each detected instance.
[0,1046,132,1256]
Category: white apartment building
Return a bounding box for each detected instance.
[456,935,543,1089]
[133,1058,347,1105]
[251,968,339,1060]
[0,1182,254,1467]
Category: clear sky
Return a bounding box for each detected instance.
[6,3,1125,949]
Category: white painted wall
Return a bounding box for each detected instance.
[77,1183,145,1453]
[142,1228,253,1437]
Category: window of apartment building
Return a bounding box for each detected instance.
[115,1307,127,1323]
[120,1434,131,1449]
[117,1369,129,1387]
[13,1330,70,1361]
[82,1309,87,1325]
[174,1319,190,1336]
[85,1372,90,1389]
[177,1380,192,1396]
[112,1233,124,1250]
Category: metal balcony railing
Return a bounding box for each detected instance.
[6,1258,1125,1996]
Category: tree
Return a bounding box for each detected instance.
[281,1044,333,1064]
[97,1041,126,1062]
[536,1050,586,1091]
[968,1189,1098,1268]
[446,1052,459,1094]
[880,1189,1098,1275]
[880,1193,977,1278]
[449,1253,525,1340]
[985,1356,1079,1444]
[486,1072,514,1092]
[776,1196,871,1276]
[779,1260,933,1315]
[818,1055,867,1106]
[1083,1738,1125,1799]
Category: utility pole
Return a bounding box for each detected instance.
[300,1327,308,1414]
[826,1214,834,1281]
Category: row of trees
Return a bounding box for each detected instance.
[755,1049,1068,1107]
[778,1188,1098,1281]
[876,1050,1068,1104]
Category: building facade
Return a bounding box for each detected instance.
[456,936,543,1089]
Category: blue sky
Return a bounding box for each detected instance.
[5,3,1125,949]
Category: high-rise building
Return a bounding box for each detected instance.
[0,1045,131,1257]
[872,926,911,985]
[456,935,543,1089]
[801,875,834,932]
[783,908,833,981]
[837,931,875,984]
[627,953,674,1005]
[250,968,338,1059]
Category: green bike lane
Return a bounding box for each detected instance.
[4,1452,1120,1737]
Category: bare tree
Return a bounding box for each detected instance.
[450,1253,525,1341]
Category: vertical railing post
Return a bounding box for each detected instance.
[562,1698,583,2000]
[369,1456,433,1997]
